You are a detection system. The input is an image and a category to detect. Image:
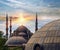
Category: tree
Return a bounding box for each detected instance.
[0,31,4,38]
[0,31,9,50]
[0,38,9,50]
[13,47,22,50]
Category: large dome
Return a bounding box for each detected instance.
[5,36,27,46]
[25,19,60,50]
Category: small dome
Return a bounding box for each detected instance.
[13,25,33,37]
[5,36,27,46]
[15,25,29,33]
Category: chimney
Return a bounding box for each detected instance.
[6,14,8,39]
[35,13,38,32]
[10,17,12,37]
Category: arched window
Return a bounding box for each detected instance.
[34,44,44,50]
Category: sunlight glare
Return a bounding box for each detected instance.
[17,13,27,25]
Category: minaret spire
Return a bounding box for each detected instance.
[10,17,12,37]
[35,13,38,32]
[6,14,8,39]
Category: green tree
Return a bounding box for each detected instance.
[0,31,9,50]
[0,38,9,50]
[13,47,22,50]
[0,31,4,38]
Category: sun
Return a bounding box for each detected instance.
[19,16,25,23]
[17,13,27,25]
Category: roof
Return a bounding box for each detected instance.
[29,19,60,44]
[5,36,27,46]
[15,25,29,33]
[25,19,60,50]
[13,25,33,36]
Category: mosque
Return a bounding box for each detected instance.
[5,14,34,50]
[5,25,33,46]
[5,13,60,50]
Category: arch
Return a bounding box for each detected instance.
[33,44,44,50]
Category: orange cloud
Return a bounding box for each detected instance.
[0,16,6,21]
[23,14,35,21]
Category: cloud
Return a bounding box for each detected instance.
[0,0,60,14]
[0,0,60,20]
[0,0,60,34]
[0,0,47,12]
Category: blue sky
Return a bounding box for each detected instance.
[0,0,60,15]
[0,0,60,35]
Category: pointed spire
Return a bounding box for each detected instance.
[10,17,12,37]
[35,13,38,32]
[6,14,8,39]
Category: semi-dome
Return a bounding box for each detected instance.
[5,36,27,46]
[25,19,60,50]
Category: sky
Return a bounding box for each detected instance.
[0,0,60,35]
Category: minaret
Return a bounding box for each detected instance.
[10,17,12,37]
[35,13,38,32]
[6,14,8,39]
